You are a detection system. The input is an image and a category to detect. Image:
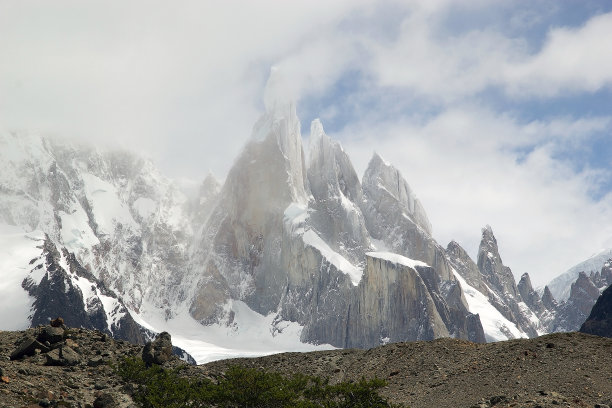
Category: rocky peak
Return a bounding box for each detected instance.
[308,119,362,204]
[518,273,545,315]
[518,273,534,294]
[305,119,370,263]
[541,286,558,311]
[477,225,519,299]
[244,101,309,206]
[191,172,221,224]
[362,153,432,235]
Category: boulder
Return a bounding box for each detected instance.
[37,326,65,344]
[45,346,81,366]
[142,332,173,366]
[10,336,50,360]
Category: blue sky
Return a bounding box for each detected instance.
[1,0,612,286]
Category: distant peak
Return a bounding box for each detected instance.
[369,152,390,167]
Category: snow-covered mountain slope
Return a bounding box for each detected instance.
[0,130,324,362]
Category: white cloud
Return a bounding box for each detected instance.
[504,12,612,97]
[365,7,612,100]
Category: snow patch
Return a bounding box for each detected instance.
[283,203,308,235]
[81,173,138,235]
[59,206,99,250]
[132,300,334,364]
[367,251,429,269]
[453,270,527,342]
[303,229,363,285]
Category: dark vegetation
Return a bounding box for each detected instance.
[116,356,402,408]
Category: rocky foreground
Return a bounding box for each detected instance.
[1,326,611,408]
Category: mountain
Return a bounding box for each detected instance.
[1,95,604,362]
[188,101,484,348]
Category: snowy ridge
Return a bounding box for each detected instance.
[547,248,612,301]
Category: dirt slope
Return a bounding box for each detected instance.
[1,327,611,407]
[201,332,612,408]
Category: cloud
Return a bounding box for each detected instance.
[504,12,612,97]
[364,6,612,101]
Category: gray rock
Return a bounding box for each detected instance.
[10,336,50,360]
[37,326,65,344]
[45,348,62,366]
[87,356,105,367]
[45,346,81,366]
[142,332,173,366]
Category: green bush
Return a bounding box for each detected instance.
[115,357,403,407]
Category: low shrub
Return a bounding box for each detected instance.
[115,357,403,407]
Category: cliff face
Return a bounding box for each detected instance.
[347,254,448,347]
[360,154,453,282]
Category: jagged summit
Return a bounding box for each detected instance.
[363,152,432,235]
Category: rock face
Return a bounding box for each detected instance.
[551,272,603,332]
[580,284,612,337]
[547,248,612,301]
[361,154,452,282]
